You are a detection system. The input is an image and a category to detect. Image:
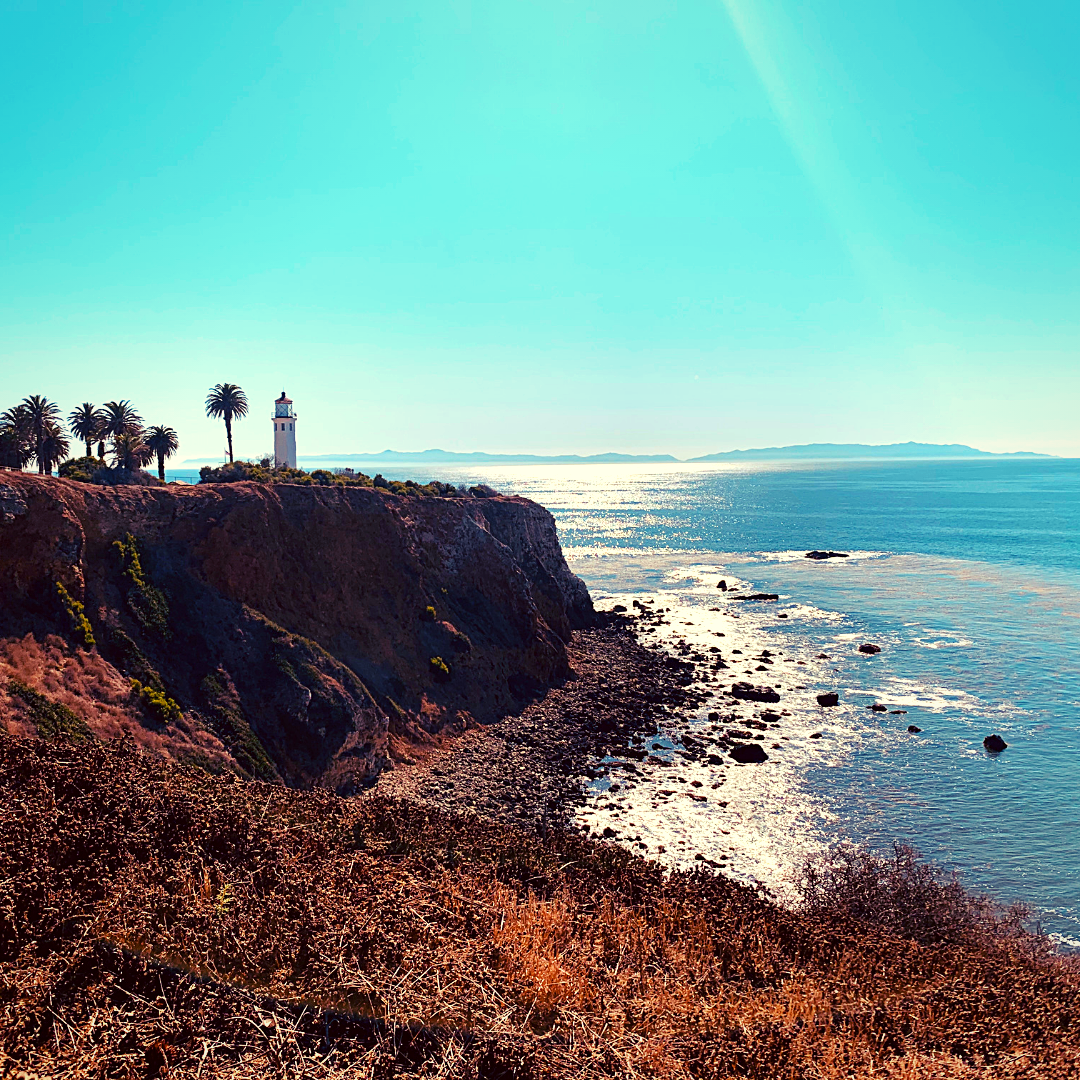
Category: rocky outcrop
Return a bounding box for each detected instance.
[805,551,849,560]
[730,682,781,703]
[0,475,594,791]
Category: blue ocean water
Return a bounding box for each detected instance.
[185,457,1080,943]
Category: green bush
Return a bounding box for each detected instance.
[129,678,182,725]
[429,656,451,682]
[55,581,95,647]
[8,679,89,740]
[58,455,106,484]
[114,534,170,638]
[421,605,437,623]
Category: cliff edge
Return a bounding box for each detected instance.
[0,474,593,791]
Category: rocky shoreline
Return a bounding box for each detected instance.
[375,614,697,830]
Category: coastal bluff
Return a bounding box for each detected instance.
[0,474,593,790]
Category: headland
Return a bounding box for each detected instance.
[0,471,1077,1078]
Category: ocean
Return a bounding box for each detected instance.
[175,457,1080,946]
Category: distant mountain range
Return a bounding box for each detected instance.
[687,442,1050,462]
[179,442,1051,468]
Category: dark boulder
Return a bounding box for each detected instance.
[907,725,921,733]
[731,682,781,703]
[805,551,849,560]
[816,692,839,707]
[983,734,1008,753]
[731,593,779,601]
[730,743,769,764]
[717,579,728,590]
[869,704,887,712]
[858,643,881,655]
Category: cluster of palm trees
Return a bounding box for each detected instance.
[0,397,179,481]
[0,382,252,481]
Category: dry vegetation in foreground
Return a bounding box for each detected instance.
[1,733,1077,1079]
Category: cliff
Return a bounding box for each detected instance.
[0,474,593,790]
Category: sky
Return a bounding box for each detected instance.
[1,0,1077,461]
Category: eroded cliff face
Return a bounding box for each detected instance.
[0,475,593,790]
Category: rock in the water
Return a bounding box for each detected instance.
[717,579,728,590]
[809,732,824,739]
[731,682,781,703]
[730,742,768,763]
[858,643,881,654]
[731,593,780,601]
[869,704,887,712]
[612,604,627,612]
[805,550,849,560]
[983,734,1008,753]
[908,725,922,733]
[816,692,839,707]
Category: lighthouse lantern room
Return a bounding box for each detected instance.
[273,391,297,469]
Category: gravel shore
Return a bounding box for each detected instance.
[375,615,696,830]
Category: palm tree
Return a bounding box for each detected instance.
[39,422,70,475]
[100,401,142,447]
[21,395,63,475]
[145,425,179,482]
[205,383,248,463]
[68,403,102,458]
[111,431,153,472]
[0,405,34,470]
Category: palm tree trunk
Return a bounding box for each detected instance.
[225,415,234,462]
[158,452,166,482]
[85,439,93,458]
[97,441,105,458]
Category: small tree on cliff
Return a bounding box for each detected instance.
[100,401,143,456]
[111,431,153,472]
[205,384,248,463]
[21,395,64,475]
[68,403,103,459]
[145,425,179,482]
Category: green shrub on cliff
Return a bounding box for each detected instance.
[429,656,451,682]
[199,672,278,783]
[55,581,95,647]
[421,605,437,622]
[197,460,462,497]
[58,455,105,484]
[7,679,89,740]
[129,678,183,725]
[113,533,170,638]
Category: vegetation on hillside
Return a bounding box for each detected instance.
[0,733,1076,1079]
[197,459,471,497]
[2,393,178,485]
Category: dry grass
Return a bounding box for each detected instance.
[0,635,235,770]
[0,733,1077,1079]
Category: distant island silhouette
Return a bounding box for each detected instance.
[179,442,1052,467]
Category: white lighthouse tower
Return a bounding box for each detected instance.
[272,391,297,469]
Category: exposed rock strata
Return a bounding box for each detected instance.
[0,475,593,790]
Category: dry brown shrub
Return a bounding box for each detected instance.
[0,733,1076,1079]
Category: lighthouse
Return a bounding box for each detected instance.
[272,391,297,469]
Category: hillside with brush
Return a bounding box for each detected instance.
[1,733,1078,1078]
[0,473,592,789]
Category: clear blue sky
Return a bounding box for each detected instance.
[2,0,1077,460]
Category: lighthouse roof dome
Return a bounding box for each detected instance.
[276,390,293,403]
